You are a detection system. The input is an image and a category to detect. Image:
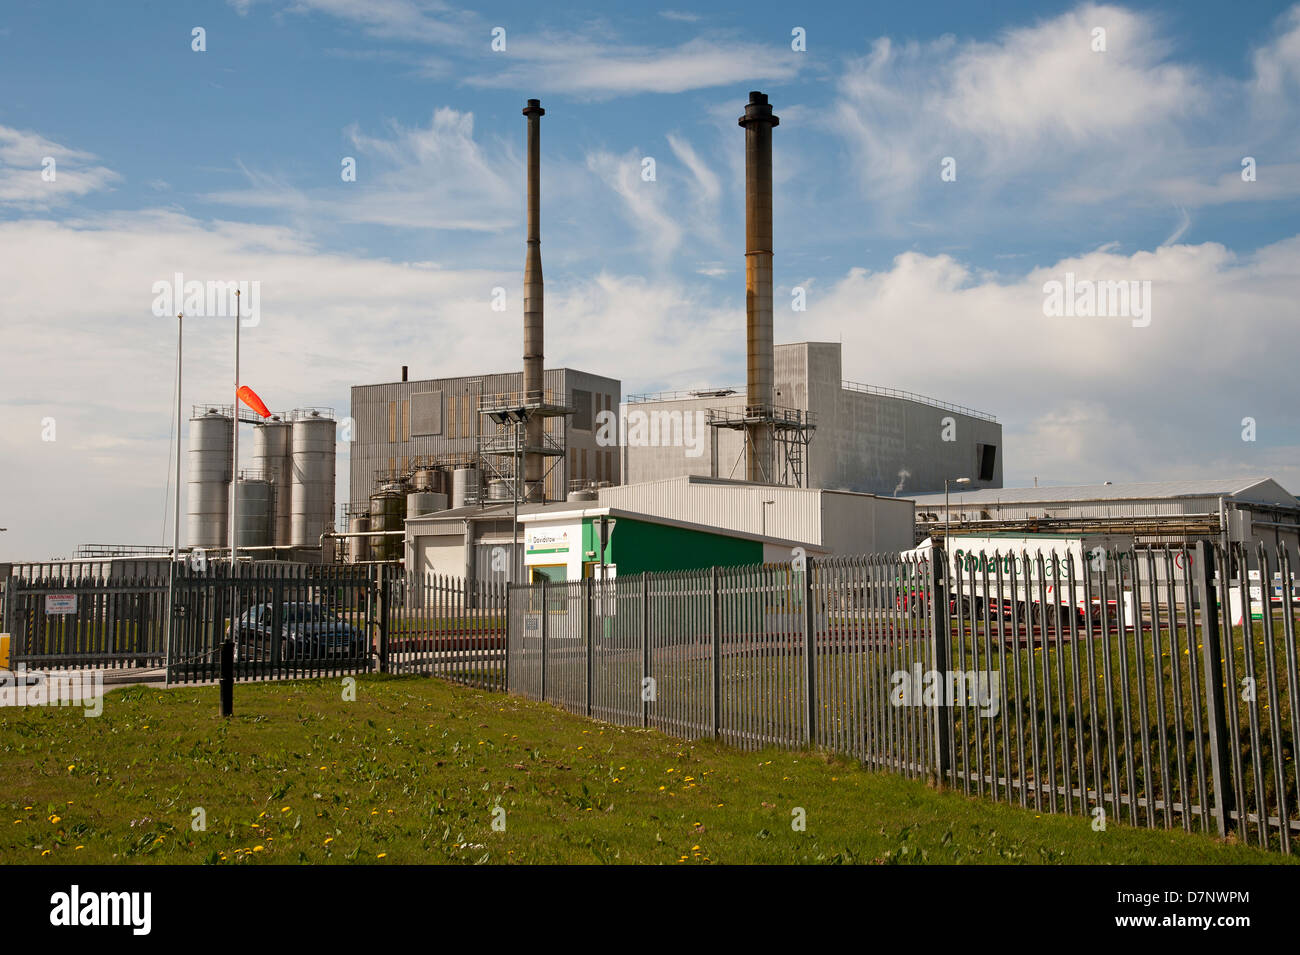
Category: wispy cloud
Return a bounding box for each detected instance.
[0,126,119,205]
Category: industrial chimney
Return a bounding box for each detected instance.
[740,91,778,483]
[522,98,545,502]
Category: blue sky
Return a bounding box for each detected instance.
[1,0,1298,558]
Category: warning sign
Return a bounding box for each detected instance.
[45,594,78,614]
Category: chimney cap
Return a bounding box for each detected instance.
[523,98,545,117]
[739,90,779,128]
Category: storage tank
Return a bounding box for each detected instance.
[407,491,447,520]
[252,417,293,546]
[412,468,447,495]
[450,466,481,509]
[347,513,371,564]
[567,487,598,503]
[236,478,273,548]
[486,478,512,502]
[368,486,406,562]
[290,411,336,547]
[187,409,232,549]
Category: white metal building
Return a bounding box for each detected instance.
[906,477,1300,566]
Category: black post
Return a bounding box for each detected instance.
[1195,541,1235,837]
[219,639,233,717]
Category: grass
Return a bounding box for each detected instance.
[0,674,1290,865]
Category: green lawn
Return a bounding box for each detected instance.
[0,674,1289,865]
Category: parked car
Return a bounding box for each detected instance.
[231,602,369,663]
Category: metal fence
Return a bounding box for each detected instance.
[3,563,505,691]
[507,541,1300,853]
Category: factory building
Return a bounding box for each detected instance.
[621,341,1002,497]
[403,476,912,583]
[348,368,621,510]
[906,477,1300,567]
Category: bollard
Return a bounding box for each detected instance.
[220,640,234,717]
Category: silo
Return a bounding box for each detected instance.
[236,478,273,548]
[290,411,336,547]
[347,513,371,563]
[407,491,447,520]
[368,488,406,562]
[252,417,293,546]
[412,468,448,495]
[187,409,232,549]
[450,466,481,509]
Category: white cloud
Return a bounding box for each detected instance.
[826,3,1300,216]
[0,126,119,205]
[466,37,803,98]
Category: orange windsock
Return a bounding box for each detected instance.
[237,385,271,418]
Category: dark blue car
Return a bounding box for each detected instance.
[232,602,369,663]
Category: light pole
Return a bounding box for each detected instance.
[944,477,971,611]
[165,312,182,680]
[229,289,241,568]
[761,499,775,538]
[944,477,971,548]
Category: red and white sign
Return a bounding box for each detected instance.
[45,594,78,614]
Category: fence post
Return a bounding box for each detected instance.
[641,574,650,729]
[540,579,548,702]
[1194,540,1235,837]
[711,565,721,740]
[803,558,816,747]
[503,583,511,693]
[584,576,593,717]
[927,550,952,787]
[219,639,234,717]
[377,568,390,675]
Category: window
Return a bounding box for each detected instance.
[976,443,997,482]
[572,389,593,431]
[411,391,443,436]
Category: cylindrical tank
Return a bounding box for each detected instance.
[450,466,481,509]
[407,491,447,520]
[347,514,371,564]
[567,488,598,503]
[252,417,293,546]
[368,488,406,562]
[187,409,232,549]
[236,478,273,548]
[412,468,448,494]
[290,411,336,547]
[486,478,512,502]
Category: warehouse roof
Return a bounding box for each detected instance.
[906,477,1296,507]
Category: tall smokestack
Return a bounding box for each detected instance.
[740,91,778,483]
[522,98,545,501]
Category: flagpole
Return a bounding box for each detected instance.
[230,289,240,568]
[164,312,182,682]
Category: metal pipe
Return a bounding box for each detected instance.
[522,98,545,502]
[739,91,778,483]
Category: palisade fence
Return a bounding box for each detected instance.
[507,541,1300,854]
[5,541,1298,852]
[2,563,506,690]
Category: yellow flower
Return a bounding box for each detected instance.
[377,853,387,859]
